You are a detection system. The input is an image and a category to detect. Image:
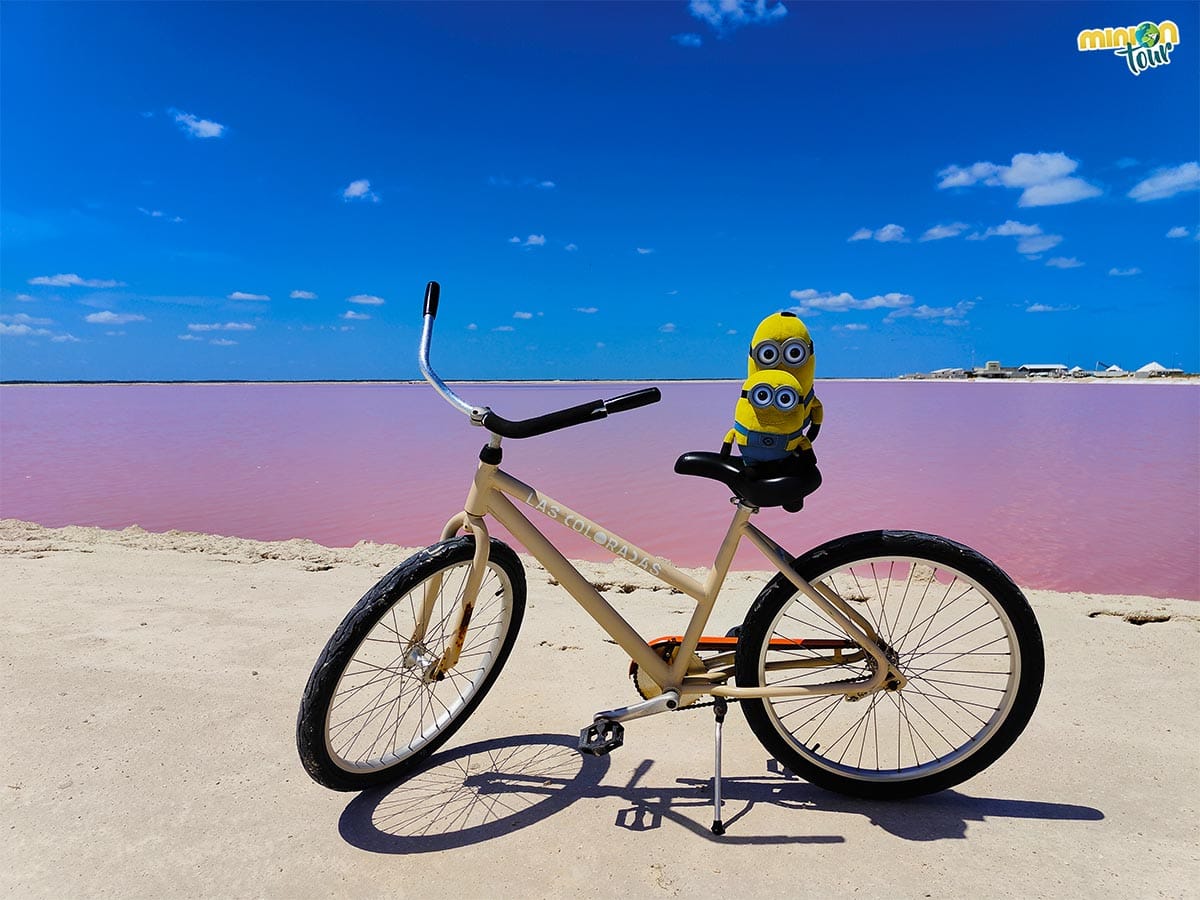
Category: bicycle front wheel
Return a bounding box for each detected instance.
[297,536,526,791]
[736,530,1043,800]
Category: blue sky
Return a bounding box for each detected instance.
[2,1,1198,380]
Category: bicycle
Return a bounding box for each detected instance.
[297,282,1044,835]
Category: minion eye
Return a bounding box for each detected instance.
[754,342,780,366]
[775,387,798,410]
[750,385,774,408]
[783,341,810,365]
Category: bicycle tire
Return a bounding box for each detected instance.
[736,530,1043,800]
[297,536,526,791]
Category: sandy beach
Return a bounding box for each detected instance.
[1,518,1197,899]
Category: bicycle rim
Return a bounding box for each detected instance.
[756,551,1025,785]
[323,558,516,773]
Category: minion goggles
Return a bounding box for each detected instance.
[749,338,812,368]
[741,382,801,410]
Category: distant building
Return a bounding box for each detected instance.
[1018,364,1068,377]
[1136,361,1184,377]
[973,360,1017,378]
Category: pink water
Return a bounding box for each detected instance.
[1,381,1196,600]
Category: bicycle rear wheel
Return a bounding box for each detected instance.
[736,530,1043,800]
[297,536,525,791]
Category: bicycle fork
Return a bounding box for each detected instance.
[404,511,492,683]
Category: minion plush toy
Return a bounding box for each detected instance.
[746,310,822,442]
[722,311,822,475]
[722,369,811,464]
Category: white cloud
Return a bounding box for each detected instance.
[347,294,385,305]
[919,222,969,242]
[51,333,81,343]
[659,322,676,333]
[508,236,522,244]
[228,291,270,301]
[726,329,738,335]
[0,323,38,336]
[849,225,907,243]
[28,273,124,288]
[1045,257,1084,269]
[1026,303,1075,313]
[1166,226,1190,238]
[210,338,237,346]
[188,322,255,332]
[1017,234,1062,255]
[564,243,579,252]
[574,307,598,314]
[15,294,35,302]
[137,207,183,222]
[673,32,703,47]
[937,152,1101,207]
[983,220,1043,238]
[1019,178,1103,206]
[1109,267,1142,277]
[636,247,655,254]
[290,290,318,299]
[466,323,478,331]
[343,310,371,320]
[789,288,914,314]
[975,220,1064,256]
[178,334,202,341]
[689,0,788,35]
[0,313,52,326]
[510,234,545,248]
[85,311,147,325]
[342,179,380,202]
[513,311,533,320]
[490,176,556,190]
[885,300,975,324]
[1128,162,1200,202]
[492,325,515,332]
[169,108,225,139]
[833,323,869,331]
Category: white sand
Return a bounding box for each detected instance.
[1,519,1197,899]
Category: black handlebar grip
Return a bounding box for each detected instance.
[423,281,440,318]
[604,387,662,414]
[480,399,607,439]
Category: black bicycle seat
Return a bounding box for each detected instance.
[674,450,822,511]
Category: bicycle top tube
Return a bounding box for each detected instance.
[418,280,662,439]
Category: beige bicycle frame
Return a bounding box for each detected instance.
[428,441,900,703]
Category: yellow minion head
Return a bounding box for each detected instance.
[747,311,815,389]
[724,369,812,462]
[735,369,806,431]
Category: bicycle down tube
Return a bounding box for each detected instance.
[435,451,897,701]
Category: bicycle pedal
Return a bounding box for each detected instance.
[578,719,624,756]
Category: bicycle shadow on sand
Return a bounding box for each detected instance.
[338,733,1104,853]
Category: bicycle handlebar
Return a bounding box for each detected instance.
[418,280,661,438]
[479,388,661,439]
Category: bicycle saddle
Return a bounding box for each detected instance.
[673,451,822,511]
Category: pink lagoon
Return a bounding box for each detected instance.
[1,380,1197,601]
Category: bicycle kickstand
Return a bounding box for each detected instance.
[710,697,728,836]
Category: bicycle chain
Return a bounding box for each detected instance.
[674,696,739,712]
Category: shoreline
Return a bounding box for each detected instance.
[2,517,1193,606]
